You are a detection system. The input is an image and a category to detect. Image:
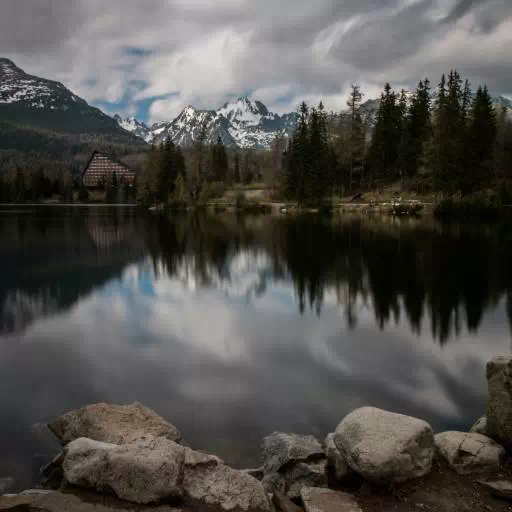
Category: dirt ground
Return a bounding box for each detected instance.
[345,459,512,512]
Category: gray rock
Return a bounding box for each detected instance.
[282,460,327,500]
[242,468,264,480]
[0,490,183,511]
[301,487,362,512]
[470,416,489,436]
[487,357,512,449]
[262,433,324,474]
[334,407,435,484]
[49,402,182,446]
[435,431,505,475]
[0,478,14,495]
[63,437,185,504]
[324,434,351,481]
[272,491,304,512]
[182,453,271,512]
[60,436,270,512]
[262,473,286,495]
[477,480,512,500]
[40,452,65,490]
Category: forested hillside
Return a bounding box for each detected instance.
[0,58,147,176]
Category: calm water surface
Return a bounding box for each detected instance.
[1,206,511,488]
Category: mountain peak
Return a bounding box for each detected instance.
[0,58,25,79]
[116,97,296,149]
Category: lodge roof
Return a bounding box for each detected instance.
[81,151,136,187]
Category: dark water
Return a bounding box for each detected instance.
[1,207,512,489]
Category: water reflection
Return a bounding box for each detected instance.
[145,214,512,344]
[1,209,511,490]
[0,207,143,334]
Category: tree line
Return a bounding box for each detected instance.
[2,69,511,207]
[283,70,512,206]
[136,132,274,206]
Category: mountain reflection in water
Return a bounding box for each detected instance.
[0,208,511,490]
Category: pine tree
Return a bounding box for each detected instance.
[234,152,241,184]
[159,137,177,202]
[175,145,186,179]
[400,79,432,179]
[211,136,228,182]
[305,102,330,205]
[137,144,160,205]
[368,83,403,183]
[430,70,469,193]
[346,85,366,192]
[14,166,26,202]
[466,85,497,192]
[286,101,309,203]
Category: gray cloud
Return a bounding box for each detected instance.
[1,0,511,122]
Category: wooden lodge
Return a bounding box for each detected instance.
[82,151,136,188]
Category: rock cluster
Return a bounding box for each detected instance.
[37,403,271,512]
[10,355,512,512]
[261,433,327,499]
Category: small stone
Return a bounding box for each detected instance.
[435,432,505,475]
[324,434,351,481]
[272,491,304,512]
[262,433,324,474]
[301,487,362,512]
[242,468,264,480]
[470,416,488,436]
[477,480,512,500]
[0,478,14,495]
[262,473,286,495]
[283,460,327,500]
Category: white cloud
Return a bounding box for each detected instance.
[1,0,511,124]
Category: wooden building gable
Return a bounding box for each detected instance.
[82,152,136,187]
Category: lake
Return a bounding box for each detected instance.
[1,206,511,489]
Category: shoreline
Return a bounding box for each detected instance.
[3,357,512,512]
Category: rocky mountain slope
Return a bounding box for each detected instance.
[115,97,299,150]
[0,58,146,173]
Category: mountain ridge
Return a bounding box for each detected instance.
[115,97,299,150]
[0,57,146,173]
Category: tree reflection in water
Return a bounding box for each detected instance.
[145,214,512,345]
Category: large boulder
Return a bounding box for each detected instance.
[182,449,271,512]
[261,433,327,499]
[324,434,351,481]
[301,487,362,512]
[60,436,271,511]
[63,437,185,504]
[334,407,435,484]
[49,402,182,446]
[262,433,324,474]
[435,432,505,475]
[487,357,512,449]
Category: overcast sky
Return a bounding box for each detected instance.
[1,0,511,124]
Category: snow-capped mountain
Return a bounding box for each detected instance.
[113,115,153,143]
[0,57,146,172]
[0,57,108,118]
[115,97,299,149]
